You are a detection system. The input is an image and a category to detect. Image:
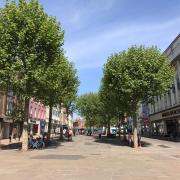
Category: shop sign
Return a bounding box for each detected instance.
[162,108,180,117]
[29,119,37,124]
[40,120,45,129]
[3,117,13,123]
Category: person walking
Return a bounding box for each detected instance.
[73,128,76,136]
[0,127,3,146]
[138,127,142,147]
[12,127,17,141]
[9,134,12,143]
[128,132,133,147]
[98,128,102,139]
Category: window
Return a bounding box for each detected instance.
[29,107,33,117]
[34,108,36,118]
[6,89,14,115]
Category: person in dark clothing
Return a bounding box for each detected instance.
[9,135,11,143]
[73,128,76,136]
[98,129,102,139]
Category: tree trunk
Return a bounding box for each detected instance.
[107,119,110,136]
[60,124,63,140]
[118,114,121,139]
[9,122,13,142]
[89,125,92,136]
[21,97,30,151]
[47,105,53,140]
[133,111,138,148]
[59,103,63,140]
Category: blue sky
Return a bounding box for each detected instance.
[1,0,180,95]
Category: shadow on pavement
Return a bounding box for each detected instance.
[93,136,128,146]
[31,154,85,160]
[93,136,152,148]
[143,135,180,142]
[0,142,22,150]
[141,141,152,147]
[0,138,74,150]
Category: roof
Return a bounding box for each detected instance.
[164,34,180,61]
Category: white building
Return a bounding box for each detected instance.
[149,34,180,138]
[45,106,61,135]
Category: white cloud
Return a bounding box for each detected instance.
[61,0,118,30]
[64,17,180,69]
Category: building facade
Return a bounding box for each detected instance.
[73,118,85,129]
[149,34,180,138]
[46,106,61,135]
[138,103,150,136]
[29,98,46,135]
[0,93,10,139]
[60,107,68,126]
[0,90,20,139]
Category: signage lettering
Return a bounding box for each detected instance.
[162,108,180,117]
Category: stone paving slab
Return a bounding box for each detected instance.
[0,135,180,180]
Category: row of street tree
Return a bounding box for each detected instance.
[0,0,79,150]
[76,46,174,148]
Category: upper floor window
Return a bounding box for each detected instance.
[6,88,14,115]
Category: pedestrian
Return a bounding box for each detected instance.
[0,127,3,146]
[69,128,72,140]
[12,127,17,140]
[76,129,79,135]
[9,134,12,143]
[73,128,76,136]
[89,130,92,136]
[128,132,133,147]
[98,128,102,139]
[138,128,142,147]
[63,128,66,137]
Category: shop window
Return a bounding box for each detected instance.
[33,124,38,134]
[29,107,33,117]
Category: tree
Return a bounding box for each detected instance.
[102,46,174,147]
[0,0,64,150]
[76,93,102,133]
[62,62,80,121]
[99,85,118,135]
[35,56,79,140]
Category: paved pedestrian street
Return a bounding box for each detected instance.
[0,135,180,180]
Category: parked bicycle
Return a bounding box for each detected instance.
[28,136,45,149]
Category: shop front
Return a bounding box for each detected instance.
[141,118,151,136]
[52,120,60,135]
[0,116,13,139]
[28,119,40,135]
[150,106,180,138]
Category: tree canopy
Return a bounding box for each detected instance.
[0,0,64,97]
[103,46,174,113]
[76,93,102,128]
[35,55,79,138]
[102,46,174,147]
[0,0,65,150]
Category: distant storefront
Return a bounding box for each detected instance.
[150,105,180,138]
[29,119,39,135]
[40,120,46,134]
[0,116,22,139]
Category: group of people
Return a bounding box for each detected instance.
[63,128,73,140]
